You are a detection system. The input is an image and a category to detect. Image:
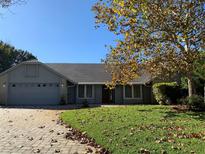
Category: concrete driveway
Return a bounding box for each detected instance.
[0,107,90,154]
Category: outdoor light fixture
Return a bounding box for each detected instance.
[2,82,6,88]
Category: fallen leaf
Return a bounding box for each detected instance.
[49,130,54,133]
[55,149,60,153]
[34,149,40,153]
[86,147,93,153]
[51,139,58,143]
[38,126,45,129]
[28,137,34,141]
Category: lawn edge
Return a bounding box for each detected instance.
[59,115,110,154]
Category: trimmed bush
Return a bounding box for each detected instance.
[82,100,89,108]
[182,95,205,111]
[153,82,178,105]
[60,97,66,105]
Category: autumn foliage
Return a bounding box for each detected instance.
[93,0,205,96]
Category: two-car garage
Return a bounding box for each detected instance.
[0,61,67,106]
[8,83,61,106]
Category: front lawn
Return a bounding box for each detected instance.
[61,105,205,154]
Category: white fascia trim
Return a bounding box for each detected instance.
[78,82,106,85]
[78,82,145,85]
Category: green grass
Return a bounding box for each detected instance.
[61,105,205,154]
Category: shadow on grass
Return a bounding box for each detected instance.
[163,110,178,119]
[0,104,101,110]
[163,110,205,121]
[137,109,153,112]
[186,112,205,121]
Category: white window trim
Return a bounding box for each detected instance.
[123,85,143,99]
[77,85,94,99]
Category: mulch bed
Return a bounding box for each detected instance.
[173,105,205,112]
[172,105,190,113]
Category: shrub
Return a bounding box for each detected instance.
[153,82,178,105]
[182,95,205,111]
[60,97,66,105]
[82,100,89,108]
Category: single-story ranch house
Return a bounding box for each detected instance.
[0,60,154,106]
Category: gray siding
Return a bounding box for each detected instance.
[142,85,153,104]
[123,99,143,104]
[94,85,102,104]
[67,86,76,104]
[8,64,61,83]
[114,85,123,103]
[0,74,8,105]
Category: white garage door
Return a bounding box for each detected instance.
[8,83,61,106]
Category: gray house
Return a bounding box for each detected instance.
[0,60,154,106]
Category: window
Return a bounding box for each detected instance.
[78,85,85,98]
[125,85,132,98]
[86,85,93,98]
[78,85,93,99]
[124,85,142,99]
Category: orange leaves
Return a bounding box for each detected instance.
[172,132,205,140]
[138,148,151,154]
[93,0,204,87]
[155,137,175,144]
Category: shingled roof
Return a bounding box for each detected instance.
[46,63,151,84]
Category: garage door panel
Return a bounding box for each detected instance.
[8,83,60,106]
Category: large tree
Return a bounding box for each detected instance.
[0,41,37,73]
[0,0,23,8]
[93,0,205,96]
[0,0,32,72]
[181,51,205,95]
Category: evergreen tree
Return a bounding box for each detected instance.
[0,41,37,73]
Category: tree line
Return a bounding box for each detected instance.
[0,41,37,73]
[0,1,36,73]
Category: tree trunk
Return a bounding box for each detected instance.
[204,84,205,103]
[187,77,195,97]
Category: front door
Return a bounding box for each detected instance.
[102,85,115,104]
